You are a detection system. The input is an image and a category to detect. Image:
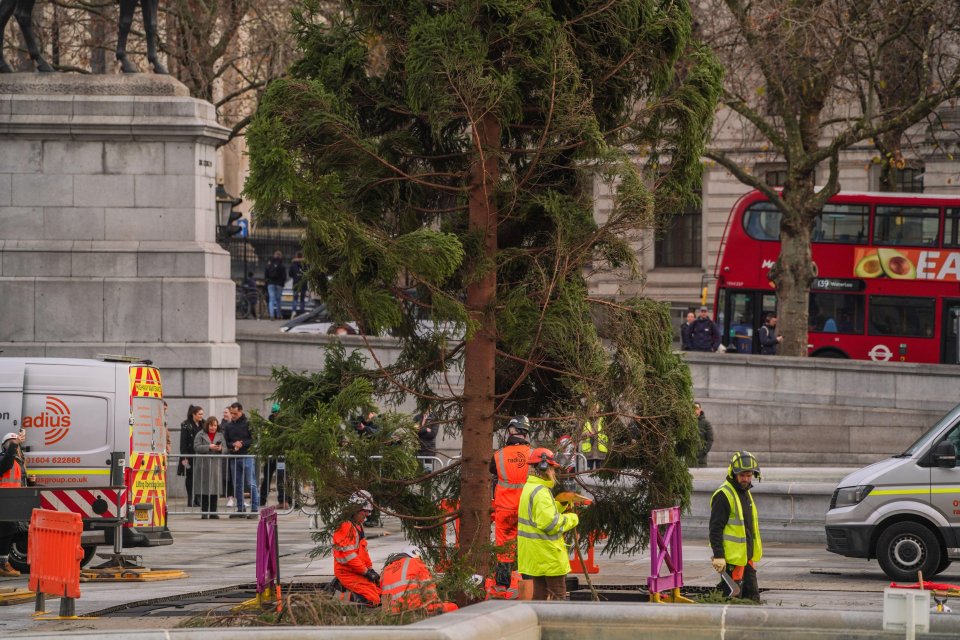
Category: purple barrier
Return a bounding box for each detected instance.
[256,505,280,605]
[647,506,693,604]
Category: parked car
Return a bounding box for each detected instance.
[281,303,360,335]
[825,402,960,581]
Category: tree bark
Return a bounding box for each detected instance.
[459,112,500,570]
[775,187,818,357]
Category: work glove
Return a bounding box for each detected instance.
[711,557,727,574]
[364,569,381,584]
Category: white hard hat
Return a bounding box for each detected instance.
[401,545,422,559]
[2,432,18,445]
[348,490,374,512]
[468,574,484,587]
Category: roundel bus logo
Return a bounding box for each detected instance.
[868,344,893,362]
[22,396,72,445]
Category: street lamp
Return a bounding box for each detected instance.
[216,182,243,240]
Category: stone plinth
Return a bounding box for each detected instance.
[0,74,238,418]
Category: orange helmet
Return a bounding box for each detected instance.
[528,448,560,470]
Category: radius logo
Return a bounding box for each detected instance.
[22,396,72,445]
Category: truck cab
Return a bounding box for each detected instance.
[825,403,960,581]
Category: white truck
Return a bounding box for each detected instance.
[0,357,172,571]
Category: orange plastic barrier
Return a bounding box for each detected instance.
[569,531,604,574]
[28,509,84,616]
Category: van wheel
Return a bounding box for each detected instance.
[877,522,941,582]
[9,532,29,574]
[936,557,952,576]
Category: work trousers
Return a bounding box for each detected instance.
[493,509,518,562]
[718,562,760,602]
[523,574,566,600]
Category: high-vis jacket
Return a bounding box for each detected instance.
[0,444,24,488]
[485,571,521,600]
[381,555,457,613]
[333,520,381,605]
[711,480,762,566]
[517,475,578,577]
[580,418,608,454]
[493,444,530,511]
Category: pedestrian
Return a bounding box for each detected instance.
[680,311,696,350]
[690,306,721,352]
[0,430,30,576]
[415,409,437,470]
[224,402,259,517]
[264,250,287,320]
[193,416,225,519]
[353,410,380,438]
[759,313,783,355]
[260,403,288,508]
[221,405,235,507]
[288,251,307,315]
[489,416,531,586]
[517,448,579,600]
[580,405,607,470]
[710,450,763,602]
[695,402,714,467]
[242,271,260,319]
[380,546,457,614]
[179,405,204,507]
[331,490,381,606]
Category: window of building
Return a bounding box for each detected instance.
[868,296,936,338]
[764,168,788,188]
[742,202,781,241]
[808,292,864,334]
[894,166,925,193]
[944,209,960,248]
[873,206,939,246]
[655,201,702,268]
[812,204,869,244]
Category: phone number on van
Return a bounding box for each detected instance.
[27,456,81,464]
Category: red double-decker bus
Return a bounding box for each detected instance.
[713,190,960,363]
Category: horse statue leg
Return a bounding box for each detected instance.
[14,0,54,72]
[116,0,139,73]
[0,0,15,73]
[142,0,167,74]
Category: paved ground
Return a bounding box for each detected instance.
[3,500,951,636]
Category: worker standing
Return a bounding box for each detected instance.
[517,448,579,600]
[332,490,382,605]
[0,430,29,577]
[580,405,607,470]
[380,546,457,614]
[709,450,763,602]
[488,415,531,587]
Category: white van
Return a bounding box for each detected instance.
[825,403,960,581]
[0,357,172,570]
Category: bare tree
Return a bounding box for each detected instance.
[699,0,960,355]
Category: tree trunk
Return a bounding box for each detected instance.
[459,113,500,571]
[775,191,817,357]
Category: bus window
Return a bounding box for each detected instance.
[873,206,939,247]
[812,204,868,244]
[944,209,960,248]
[868,296,936,338]
[809,293,864,334]
[742,202,781,241]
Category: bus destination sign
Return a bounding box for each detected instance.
[812,278,865,292]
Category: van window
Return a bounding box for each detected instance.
[131,396,164,453]
[21,393,108,452]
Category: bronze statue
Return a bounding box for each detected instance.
[117,0,168,74]
[0,0,54,73]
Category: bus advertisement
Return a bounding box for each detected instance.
[713,190,960,364]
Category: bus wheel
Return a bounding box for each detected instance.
[9,532,29,574]
[811,349,848,359]
[877,522,941,582]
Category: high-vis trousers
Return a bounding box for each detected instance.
[494,509,518,562]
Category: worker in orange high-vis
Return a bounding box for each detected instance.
[488,415,531,588]
[485,569,522,600]
[0,430,28,577]
[331,490,381,606]
[380,546,457,614]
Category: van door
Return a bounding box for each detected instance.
[928,422,960,554]
[22,392,112,486]
[127,366,168,534]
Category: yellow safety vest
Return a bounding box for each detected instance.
[580,418,608,454]
[517,475,578,577]
[711,480,762,566]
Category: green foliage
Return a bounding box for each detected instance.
[246,0,719,572]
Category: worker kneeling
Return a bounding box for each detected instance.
[332,490,382,606]
[517,448,579,600]
[381,546,457,614]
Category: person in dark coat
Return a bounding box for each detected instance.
[193,417,225,518]
[758,314,783,355]
[288,252,307,315]
[415,410,438,470]
[680,311,695,351]
[353,411,380,438]
[695,402,714,467]
[690,306,721,352]
[179,405,204,507]
[265,251,287,320]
